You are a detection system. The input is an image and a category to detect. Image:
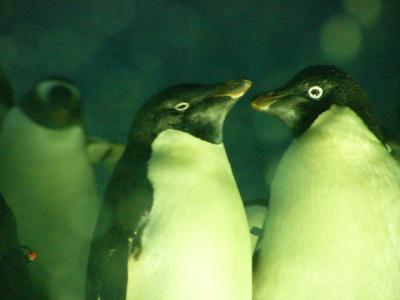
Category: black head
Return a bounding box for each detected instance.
[251,65,383,141]
[19,78,83,129]
[129,79,252,145]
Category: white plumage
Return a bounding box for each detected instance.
[254,105,400,300]
[0,107,99,300]
[126,129,252,300]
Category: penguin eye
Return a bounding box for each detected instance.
[308,86,323,100]
[37,80,80,102]
[174,102,190,111]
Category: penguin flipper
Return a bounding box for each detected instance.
[86,214,150,299]
[86,231,129,300]
[86,136,125,171]
[86,155,153,299]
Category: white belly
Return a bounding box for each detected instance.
[254,107,400,300]
[126,129,252,300]
[0,108,99,300]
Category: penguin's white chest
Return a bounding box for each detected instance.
[254,107,400,300]
[0,108,98,234]
[126,129,252,300]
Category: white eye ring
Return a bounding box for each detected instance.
[308,86,323,100]
[36,80,80,102]
[174,102,190,111]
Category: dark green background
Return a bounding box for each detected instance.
[1,0,399,199]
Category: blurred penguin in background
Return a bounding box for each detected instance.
[0,67,13,128]
[86,79,253,300]
[251,65,400,300]
[0,192,35,300]
[0,78,100,300]
[0,67,35,299]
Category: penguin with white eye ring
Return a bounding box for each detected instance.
[0,78,100,300]
[251,65,400,300]
[86,79,253,300]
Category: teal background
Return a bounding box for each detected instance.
[1,0,399,199]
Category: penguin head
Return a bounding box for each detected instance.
[130,79,252,144]
[0,68,14,125]
[19,78,83,129]
[251,65,382,140]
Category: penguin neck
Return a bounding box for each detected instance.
[126,128,222,160]
[153,128,219,146]
[123,131,156,166]
[18,99,82,130]
[331,83,386,145]
[271,104,394,217]
[1,107,87,159]
[300,105,383,152]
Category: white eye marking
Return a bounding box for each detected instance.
[308,86,323,100]
[36,80,80,101]
[174,102,190,111]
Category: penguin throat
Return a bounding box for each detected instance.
[151,129,220,150]
[301,104,384,145]
[18,99,81,130]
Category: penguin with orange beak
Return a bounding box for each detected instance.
[251,65,400,300]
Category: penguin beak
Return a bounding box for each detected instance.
[214,79,252,99]
[251,91,286,111]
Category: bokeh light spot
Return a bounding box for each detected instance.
[343,0,382,26]
[320,15,362,63]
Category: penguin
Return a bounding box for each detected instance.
[250,65,400,300]
[86,79,253,300]
[0,67,13,128]
[0,78,100,300]
[0,192,35,299]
